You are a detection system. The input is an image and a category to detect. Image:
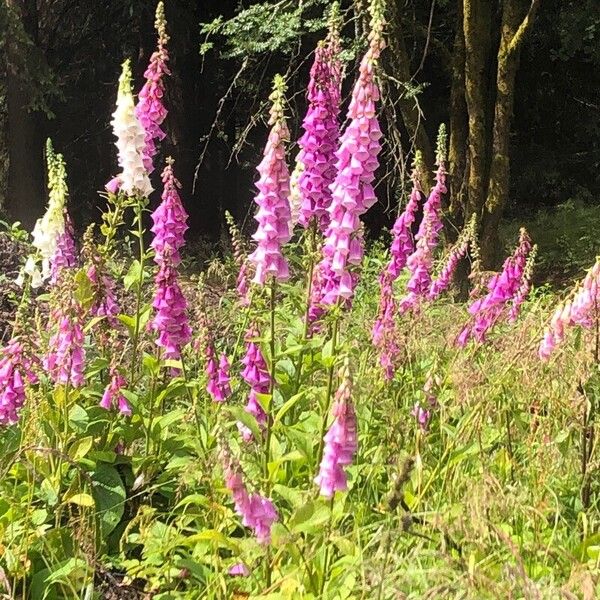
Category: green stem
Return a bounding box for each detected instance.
[316,318,340,470]
[319,495,336,596]
[264,279,277,483]
[129,198,146,383]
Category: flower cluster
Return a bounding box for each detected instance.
[428,215,476,300]
[310,8,384,315]
[239,325,271,441]
[150,260,192,360]
[296,24,342,232]
[399,126,447,313]
[109,60,153,198]
[248,76,292,285]
[539,257,599,360]
[150,161,191,360]
[22,140,72,288]
[44,297,86,388]
[100,368,131,416]
[50,213,77,285]
[372,162,424,378]
[457,228,533,346]
[225,211,251,305]
[151,160,188,266]
[135,1,170,174]
[221,449,278,544]
[0,340,38,426]
[207,349,232,403]
[315,359,358,497]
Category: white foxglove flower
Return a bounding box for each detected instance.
[288,157,303,231]
[111,60,153,198]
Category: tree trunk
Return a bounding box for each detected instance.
[462,0,493,218]
[5,0,45,231]
[480,0,540,266]
[448,0,468,223]
[383,0,435,190]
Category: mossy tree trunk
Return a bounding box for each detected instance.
[5,0,45,230]
[480,0,541,265]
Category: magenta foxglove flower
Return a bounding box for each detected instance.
[428,217,476,300]
[50,213,77,284]
[297,35,342,231]
[100,369,131,416]
[372,164,424,377]
[315,361,358,497]
[248,76,292,285]
[44,307,86,388]
[238,326,270,440]
[309,15,385,316]
[0,340,38,426]
[151,160,188,266]
[400,129,447,313]
[207,348,232,403]
[457,229,533,346]
[135,1,170,174]
[222,451,278,544]
[150,259,191,360]
[412,402,430,431]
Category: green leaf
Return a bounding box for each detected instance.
[273,391,305,428]
[228,406,262,440]
[289,500,331,535]
[91,464,126,538]
[68,436,94,461]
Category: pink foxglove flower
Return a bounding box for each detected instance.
[135,1,170,174]
[400,126,447,313]
[238,326,270,441]
[297,31,342,232]
[87,263,120,325]
[110,60,153,198]
[315,360,358,497]
[539,259,599,360]
[207,348,232,403]
[150,259,191,360]
[221,449,278,544]
[228,563,250,577]
[457,228,533,346]
[248,76,292,285]
[100,369,131,416]
[372,161,424,377]
[0,340,38,426]
[151,160,188,266]
[50,213,77,284]
[428,216,476,300]
[44,302,86,388]
[309,9,385,315]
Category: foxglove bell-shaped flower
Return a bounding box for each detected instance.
[150,258,191,360]
[135,1,170,174]
[309,7,385,313]
[44,300,86,388]
[50,213,77,284]
[248,76,292,285]
[539,258,599,360]
[297,28,342,232]
[110,60,153,198]
[151,160,188,266]
[100,369,131,416]
[458,228,533,346]
[207,348,232,403]
[0,340,38,426]
[221,449,278,544]
[400,126,447,313]
[315,360,358,497]
[23,140,72,287]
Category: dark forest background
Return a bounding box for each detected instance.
[1,0,599,266]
